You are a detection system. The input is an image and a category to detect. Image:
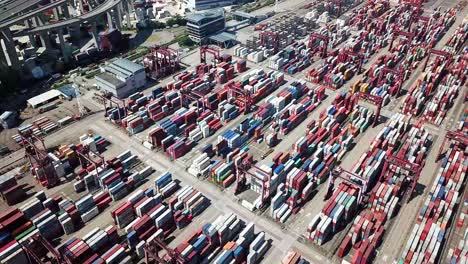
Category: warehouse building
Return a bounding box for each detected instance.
[186,9,226,43]
[186,0,234,11]
[95,59,146,99]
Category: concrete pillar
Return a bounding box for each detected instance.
[31,17,38,27]
[24,19,38,48]
[58,29,69,62]
[91,21,100,50]
[53,8,60,20]
[77,0,84,14]
[1,28,20,70]
[107,12,114,29]
[124,0,132,27]
[40,32,52,49]
[37,16,44,26]
[115,5,123,30]
[62,4,70,18]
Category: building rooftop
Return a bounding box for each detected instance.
[187,9,224,24]
[104,58,144,79]
[26,89,64,108]
[96,72,125,87]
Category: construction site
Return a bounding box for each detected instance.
[0,0,467,263]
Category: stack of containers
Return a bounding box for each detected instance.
[235,46,252,59]
[422,54,465,126]
[339,129,431,261]
[308,113,431,247]
[400,140,467,264]
[446,196,467,264]
[58,225,119,263]
[154,172,179,198]
[457,108,468,134]
[188,152,212,177]
[307,183,358,245]
[401,59,448,116]
[76,194,99,223]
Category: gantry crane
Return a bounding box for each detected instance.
[308,33,329,58]
[97,93,127,120]
[329,166,369,206]
[423,49,453,72]
[200,45,221,65]
[260,30,280,54]
[355,92,383,127]
[143,46,180,80]
[76,143,105,180]
[236,162,271,208]
[224,81,253,114]
[389,30,415,50]
[338,50,364,74]
[180,87,207,113]
[23,233,71,264]
[20,130,59,188]
[379,154,422,203]
[437,130,468,159]
[145,237,185,264]
[378,66,404,96]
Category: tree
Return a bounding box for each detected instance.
[178,35,194,47]
[166,15,187,27]
[0,64,20,97]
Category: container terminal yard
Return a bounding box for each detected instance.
[0,0,466,263]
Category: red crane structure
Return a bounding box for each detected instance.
[22,233,71,264]
[308,33,329,58]
[338,49,364,74]
[329,0,342,17]
[356,92,383,127]
[329,166,369,205]
[389,30,415,50]
[378,154,423,203]
[97,93,127,120]
[260,30,280,54]
[378,66,404,96]
[76,143,106,180]
[401,0,423,30]
[145,236,185,264]
[20,130,59,188]
[224,81,253,114]
[423,49,453,72]
[200,45,221,64]
[143,46,180,80]
[236,163,271,208]
[437,130,468,159]
[180,87,207,113]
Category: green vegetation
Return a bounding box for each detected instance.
[166,15,187,27]
[51,79,72,89]
[177,35,195,48]
[0,65,20,97]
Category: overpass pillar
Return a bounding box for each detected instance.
[91,21,100,50]
[53,7,60,20]
[124,0,132,27]
[24,19,38,48]
[107,12,114,29]
[1,28,20,70]
[114,4,123,30]
[61,4,70,18]
[58,29,70,63]
[40,32,52,49]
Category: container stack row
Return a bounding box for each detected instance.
[400,140,467,264]
[338,124,432,262]
[307,113,431,246]
[13,116,58,145]
[175,213,270,264]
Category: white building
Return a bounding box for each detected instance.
[186,0,234,11]
[95,59,146,98]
